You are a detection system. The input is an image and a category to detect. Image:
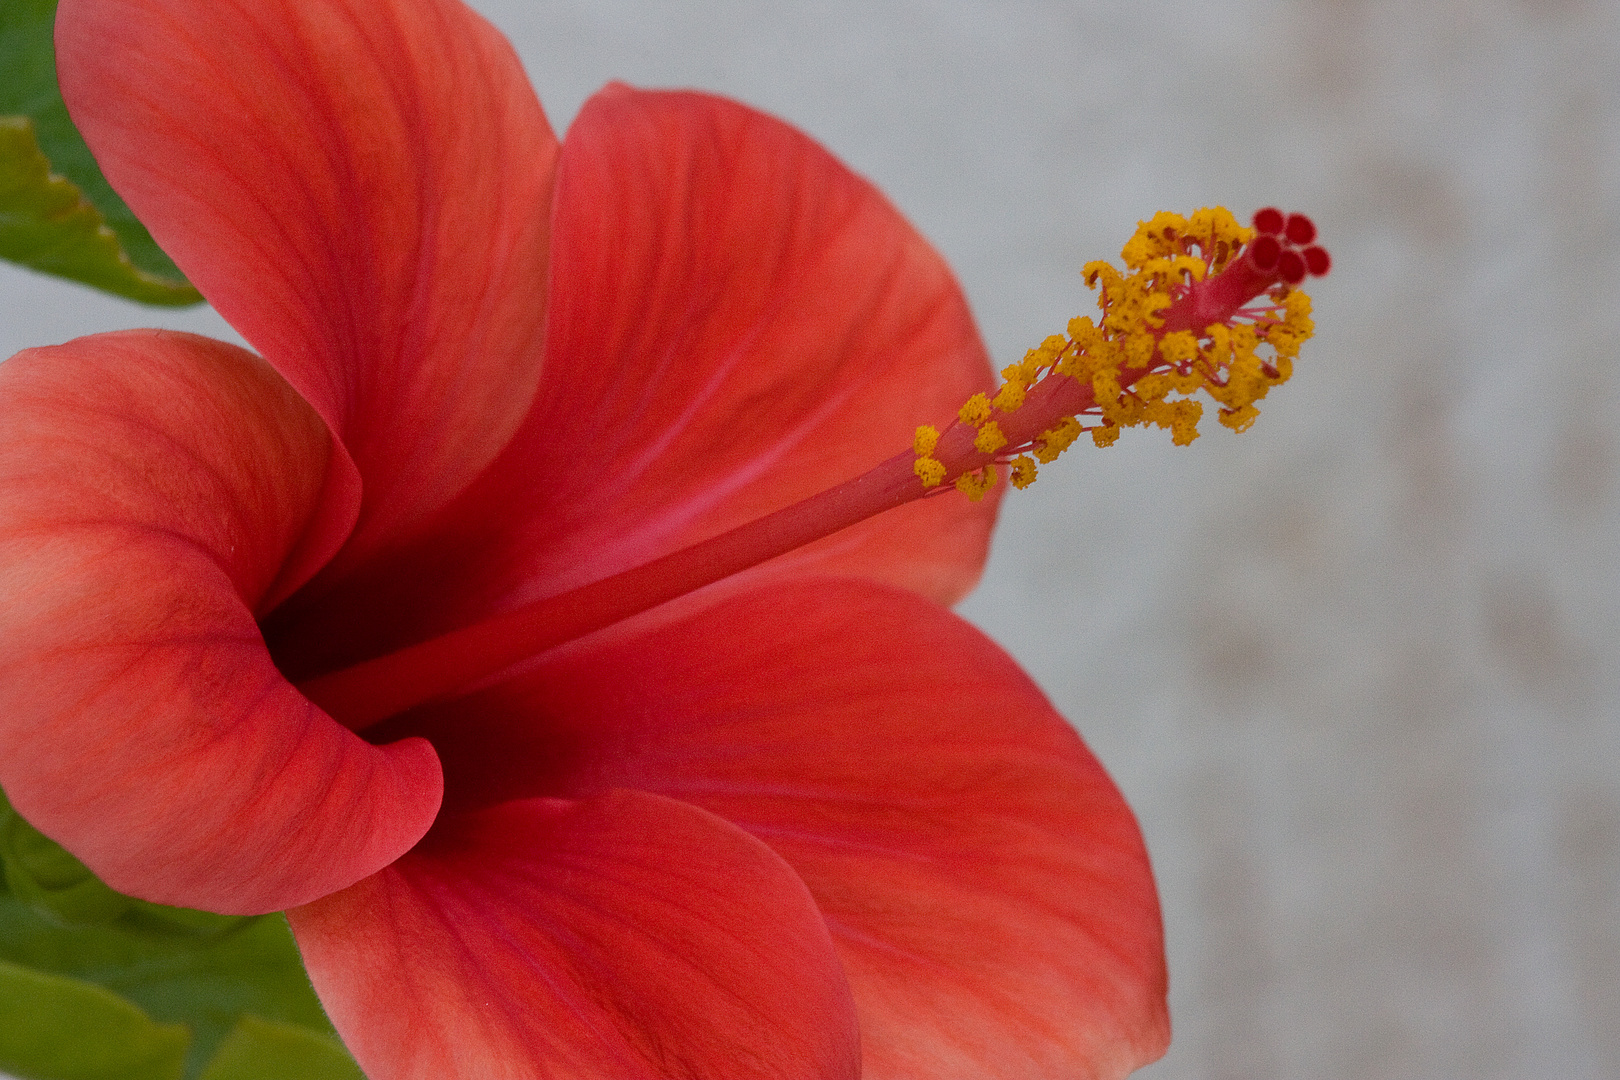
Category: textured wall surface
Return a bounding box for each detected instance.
[3,1,1615,1077]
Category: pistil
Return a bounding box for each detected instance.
[298,206,1328,729]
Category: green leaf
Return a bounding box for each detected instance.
[197,1016,364,1080]
[0,959,189,1080]
[0,0,200,304]
[0,790,353,1080]
[0,115,201,305]
[0,893,347,1080]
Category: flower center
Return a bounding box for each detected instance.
[298,207,1328,728]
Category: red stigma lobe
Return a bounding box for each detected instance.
[1249,233,1282,272]
[1253,207,1286,234]
[1245,208,1329,284]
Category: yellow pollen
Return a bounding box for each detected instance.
[913,456,946,488]
[1035,416,1083,463]
[974,421,1008,454]
[954,465,997,502]
[1217,403,1260,433]
[1159,330,1199,365]
[958,392,992,427]
[992,380,1026,412]
[912,206,1317,498]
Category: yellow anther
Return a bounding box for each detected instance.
[913,424,940,456]
[1141,291,1173,329]
[1204,322,1233,365]
[974,421,1008,454]
[1123,330,1157,367]
[1267,290,1315,358]
[1092,370,1129,426]
[992,380,1026,412]
[1173,254,1208,281]
[954,465,997,502]
[1121,211,1189,267]
[1167,399,1203,445]
[1036,335,1068,365]
[958,392,992,427]
[1083,260,1121,291]
[1217,404,1260,433]
[1283,288,1314,328]
[1185,206,1254,251]
[1065,316,1104,352]
[921,206,1316,499]
[914,456,946,487]
[1034,416,1083,463]
[1141,255,1207,285]
[1133,373,1172,403]
[1159,331,1199,365]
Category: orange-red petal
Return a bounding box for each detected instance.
[0,333,440,913]
[55,0,559,572]
[385,579,1169,1078]
[526,85,1000,604]
[290,790,860,1080]
[262,86,998,684]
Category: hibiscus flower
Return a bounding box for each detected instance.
[0,0,1182,1075]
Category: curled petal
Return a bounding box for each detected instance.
[0,333,440,913]
[56,0,559,570]
[263,86,996,682]
[291,790,860,1080]
[389,579,1169,1078]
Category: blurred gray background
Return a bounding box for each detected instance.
[3,1,1616,1077]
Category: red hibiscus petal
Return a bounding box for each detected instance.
[262,86,998,683]
[0,333,441,914]
[519,85,999,602]
[55,0,559,570]
[385,579,1169,1078]
[289,789,860,1080]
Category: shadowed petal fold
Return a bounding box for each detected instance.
[390,578,1169,1079]
[262,86,998,683]
[0,333,441,914]
[290,789,860,1080]
[56,0,559,569]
